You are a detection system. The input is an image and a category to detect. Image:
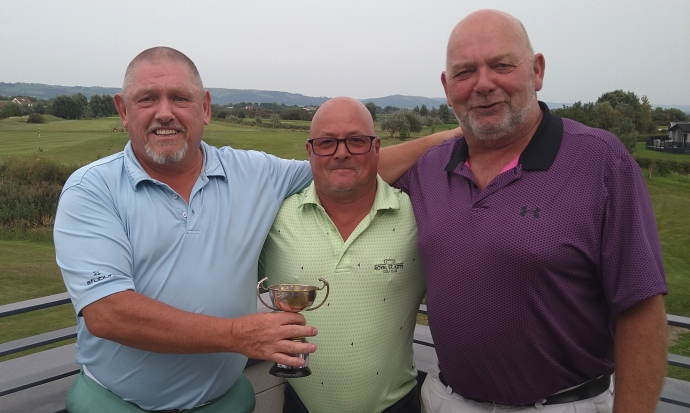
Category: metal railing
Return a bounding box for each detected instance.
[2,295,689,411]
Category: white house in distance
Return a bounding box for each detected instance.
[11,96,33,107]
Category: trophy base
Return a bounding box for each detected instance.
[269,364,312,378]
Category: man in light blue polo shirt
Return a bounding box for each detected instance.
[54,47,456,412]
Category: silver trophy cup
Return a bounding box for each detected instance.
[257,277,329,378]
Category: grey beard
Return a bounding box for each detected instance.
[145,140,189,165]
[457,76,536,142]
[457,98,533,142]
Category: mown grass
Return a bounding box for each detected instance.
[645,173,690,317]
[0,117,688,380]
[0,240,73,362]
[668,332,690,381]
[636,142,690,160]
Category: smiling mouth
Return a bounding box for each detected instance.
[153,129,179,136]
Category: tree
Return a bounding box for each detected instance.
[652,107,666,123]
[439,104,451,123]
[365,101,377,121]
[100,95,117,117]
[413,105,420,115]
[33,102,46,115]
[429,106,439,118]
[636,96,656,134]
[89,94,103,118]
[72,93,88,115]
[596,90,640,112]
[380,112,410,140]
[552,101,597,127]
[401,110,423,134]
[594,101,618,131]
[280,108,304,120]
[420,104,428,117]
[0,102,23,118]
[270,113,282,128]
[611,117,637,154]
[666,108,688,122]
[51,95,84,119]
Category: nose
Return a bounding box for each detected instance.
[332,139,351,159]
[155,99,175,123]
[473,66,496,95]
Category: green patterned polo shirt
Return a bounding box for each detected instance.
[259,175,425,413]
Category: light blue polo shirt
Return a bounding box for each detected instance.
[54,141,311,411]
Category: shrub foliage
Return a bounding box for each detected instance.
[0,157,78,236]
[634,156,690,177]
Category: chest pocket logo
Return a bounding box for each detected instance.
[374,258,404,273]
[520,206,541,218]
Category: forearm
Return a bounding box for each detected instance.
[82,290,316,364]
[613,294,667,413]
[378,127,460,184]
[83,291,231,353]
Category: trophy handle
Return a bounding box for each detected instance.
[305,278,329,311]
[257,277,278,311]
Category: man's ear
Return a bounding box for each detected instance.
[441,71,452,106]
[532,53,545,92]
[114,93,128,129]
[203,90,211,125]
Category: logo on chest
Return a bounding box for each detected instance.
[374,258,404,273]
[519,206,541,218]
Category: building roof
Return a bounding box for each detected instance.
[669,122,690,133]
[11,97,33,106]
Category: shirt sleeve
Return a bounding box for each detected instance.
[54,174,136,315]
[393,168,412,194]
[600,148,667,314]
[265,154,312,200]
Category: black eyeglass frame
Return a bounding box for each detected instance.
[307,135,377,156]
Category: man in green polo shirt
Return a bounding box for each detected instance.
[259,97,425,413]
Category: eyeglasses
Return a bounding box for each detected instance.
[307,136,376,156]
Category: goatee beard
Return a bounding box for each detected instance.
[145,140,189,165]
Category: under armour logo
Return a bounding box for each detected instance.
[520,206,541,218]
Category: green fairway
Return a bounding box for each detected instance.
[0,116,442,163]
[0,116,129,163]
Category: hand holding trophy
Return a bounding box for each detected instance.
[257,277,329,378]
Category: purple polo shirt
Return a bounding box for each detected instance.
[396,102,667,406]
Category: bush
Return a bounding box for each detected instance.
[633,156,690,177]
[0,157,78,230]
[656,160,673,177]
[633,156,651,170]
[26,113,46,124]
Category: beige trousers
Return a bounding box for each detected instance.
[421,364,613,413]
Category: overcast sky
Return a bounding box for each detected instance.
[2,0,689,106]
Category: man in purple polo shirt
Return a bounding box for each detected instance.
[396,9,668,413]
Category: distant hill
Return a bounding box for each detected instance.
[1,82,688,113]
[359,94,447,109]
[207,88,329,106]
[0,82,443,109]
[0,82,120,100]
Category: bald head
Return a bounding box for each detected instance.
[440,9,545,142]
[447,9,534,70]
[310,97,374,138]
[307,96,380,202]
[122,47,204,98]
